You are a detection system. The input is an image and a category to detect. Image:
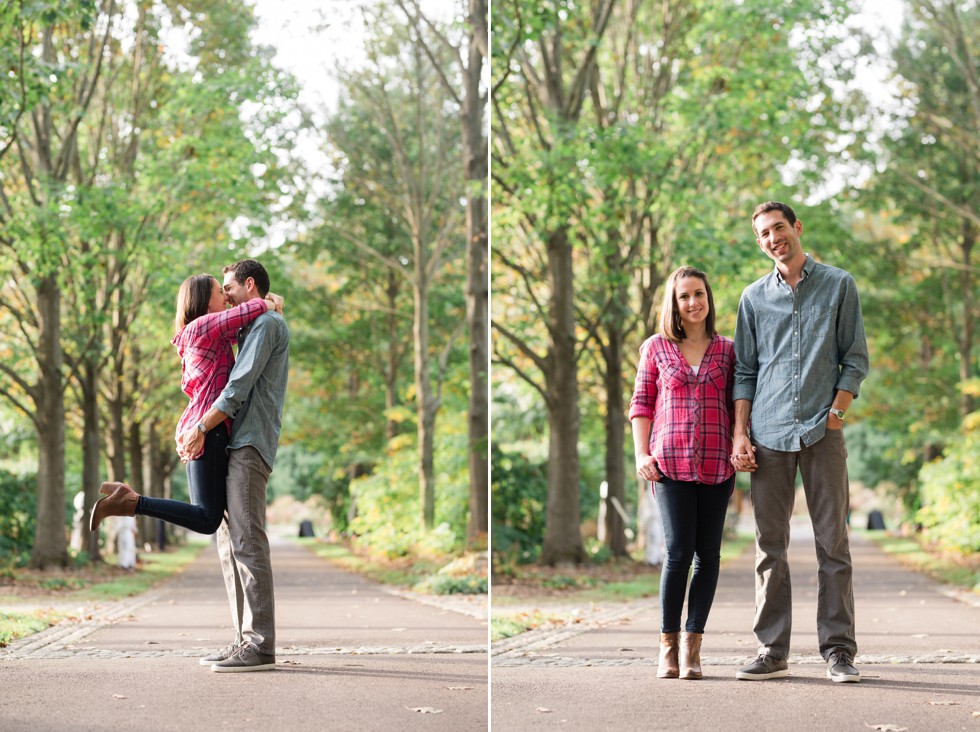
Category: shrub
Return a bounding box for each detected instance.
[916,413,980,552]
[490,446,547,563]
[0,470,37,567]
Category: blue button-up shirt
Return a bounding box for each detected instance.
[734,254,869,452]
[214,309,290,470]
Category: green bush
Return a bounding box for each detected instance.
[490,446,547,563]
[916,414,980,552]
[413,573,488,595]
[0,470,37,567]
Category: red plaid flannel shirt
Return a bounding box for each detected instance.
[171,299,268,456]
[629,333,735,485]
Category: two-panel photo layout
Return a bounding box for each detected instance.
[1,1,978,731]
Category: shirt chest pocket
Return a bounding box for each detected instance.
[660,363,693,390]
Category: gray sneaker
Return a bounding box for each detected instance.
[827,650,861,683]
[198,642,239,667]
[210,643,276,673]
[736,654,789,680]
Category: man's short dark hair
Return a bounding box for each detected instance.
[752,201,797,234]
[223,259,270,297]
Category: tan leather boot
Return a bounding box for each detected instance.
[680,632,703,679]
[100,481,133,497]
[89,485,139,532]
[657,632,680,678]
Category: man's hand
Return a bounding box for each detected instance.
[177,428,205,463]
[827,412,844,430]
[636,454,662,483]
[731,433,757,472]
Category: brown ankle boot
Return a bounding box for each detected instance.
[100,481,133,497]
[658,632,680,678]
[680,632,703,679]
[90,485,139,532]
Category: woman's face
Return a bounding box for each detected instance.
[675,276,709,331]
[207,278,226,314]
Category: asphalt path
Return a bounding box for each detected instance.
[0,537,489,731]
[491,519,980,731]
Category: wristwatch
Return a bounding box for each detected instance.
[195,421,207,433]
[829,408,845,421]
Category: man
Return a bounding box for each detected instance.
[178,259,289,673]
[731,201,868,683]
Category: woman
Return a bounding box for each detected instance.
[628,265,735,680]
[89,273,282,533]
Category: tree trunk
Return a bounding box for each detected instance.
[602,321,629,557]
[128,420,147,544]
[958,220,975,417]
[30,275,68,569]
[413,266,437,530]
[540,228,585,565]
[384,269,402,442]
[464,1,489,546]
[81,360,103,562]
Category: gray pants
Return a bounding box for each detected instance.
[750,429,856,660]
[216,446,276,655]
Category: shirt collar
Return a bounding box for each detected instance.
[773,253,815,285]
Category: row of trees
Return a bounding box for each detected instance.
[491,0,979,563]
[0,0,488,568]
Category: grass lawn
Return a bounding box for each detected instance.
[858,530,980,593]
[0,541,207,647]
[295,538,444,588]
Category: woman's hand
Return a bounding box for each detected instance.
[636,454,662,483]
[264,292,284,314]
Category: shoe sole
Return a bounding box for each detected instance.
[210,662,276,673]
[828,671,861,683]
[735,668,789,680]
[199,657,229,666]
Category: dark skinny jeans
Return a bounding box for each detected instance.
[654,474,734,634]
[136,423,229,535]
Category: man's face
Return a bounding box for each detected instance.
[754,210,803,265]
[222,271,250,306]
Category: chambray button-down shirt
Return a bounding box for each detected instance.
[734,254,869,452]
[214,308,290,470]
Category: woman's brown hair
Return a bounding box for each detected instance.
[658,266,716,342]
[174,274,217,334]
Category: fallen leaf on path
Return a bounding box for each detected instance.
[864,724,908,732]
[928,701,958,706]
[407,707,443,714]
[618,647,635,652]
[144,641,159,645]
[910,634,928,638]
[392,627,407,632]
[536,707,553,713]
[112,694,127,700]
[972,712,980,718]
[447,686,473,691]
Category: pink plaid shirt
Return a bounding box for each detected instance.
[629,333,735,485]
[171,299,268,457]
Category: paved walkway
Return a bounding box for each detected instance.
[0,538,488,731]
[491,522,980,731]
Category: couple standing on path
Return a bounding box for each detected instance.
[90,259,290,674]
[630,201,869,683]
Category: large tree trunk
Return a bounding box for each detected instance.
[540,228,585,565]
[463,1,489,546]
[30,275,68,569]
[958,220,975,417]
[384,270,402,442]
[413,269,437,530]
[602,321,628,557]
[81,360,103,562]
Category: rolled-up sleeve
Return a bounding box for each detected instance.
[835,274,869,397]
[733,292,758,403]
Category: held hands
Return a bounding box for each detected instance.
[730,433,757,473]
[177,428,205,463]
[264,292,284,314]
[636,454,662,483]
